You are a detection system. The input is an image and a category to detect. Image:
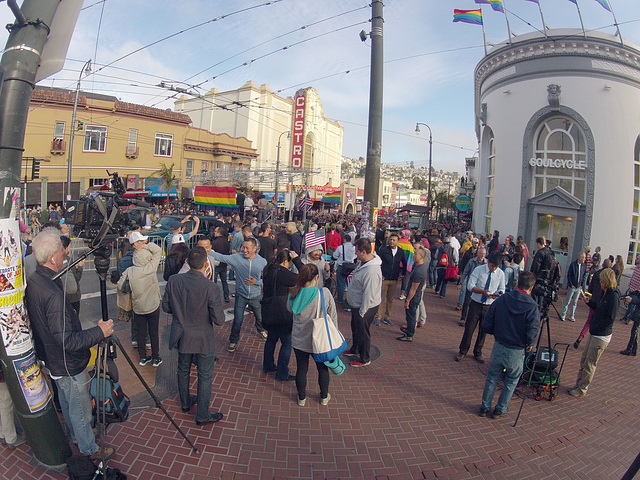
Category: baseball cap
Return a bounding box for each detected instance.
[129,231,148,244]
[472,238,480,244]
[170,221,183,231]
[172,234,185,245]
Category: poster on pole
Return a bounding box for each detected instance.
[13,352,51,413]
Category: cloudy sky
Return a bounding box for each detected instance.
[1,0,638,175]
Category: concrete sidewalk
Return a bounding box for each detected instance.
[2,284,639,479]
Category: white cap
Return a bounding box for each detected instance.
[129,231,148,244]
[172,234,185,245]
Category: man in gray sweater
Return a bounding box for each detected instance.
[345,238,382,367]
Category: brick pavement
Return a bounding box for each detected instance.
[2,284,639,479]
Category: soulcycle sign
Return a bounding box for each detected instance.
[529,157,586,170]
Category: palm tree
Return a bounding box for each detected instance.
[153,162,177,204]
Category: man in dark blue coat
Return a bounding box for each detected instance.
[375,233,406,326]
[479,270,540,419]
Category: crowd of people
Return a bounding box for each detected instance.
[5,200,637,463]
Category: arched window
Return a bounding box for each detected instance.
[532,117,587,201]
[303,132,314,171]
[485,131,495,233]
[629,136,640,264]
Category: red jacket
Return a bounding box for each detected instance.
[326,230,342,251]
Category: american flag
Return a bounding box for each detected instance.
[299,194,313,213]
[304,228,325,251]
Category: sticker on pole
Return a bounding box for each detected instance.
[13,352,52,413]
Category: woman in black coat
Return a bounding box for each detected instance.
[569,268,619,397]
[262,249,304,380]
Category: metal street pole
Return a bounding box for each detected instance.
[363,0,384,207]
[0,0,73,466]
[66,59,91,202]
[274,130,290,217]
[415,123,433,220]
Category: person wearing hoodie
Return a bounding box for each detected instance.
[479,271,540,419]
[344,237,382,367]
[288,264,338,406]
[118,232,163,367]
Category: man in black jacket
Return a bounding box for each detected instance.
[375,233,406,326]
[479,271,540,419]
[25,228,115,460]
[212,226,231,302]
[163,247,226,425]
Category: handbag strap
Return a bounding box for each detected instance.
[320,288,328,320]
[316,288,322,318]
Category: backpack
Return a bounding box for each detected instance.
[90,371,130,424]
[504,264,520,292]
[438,249,449,267]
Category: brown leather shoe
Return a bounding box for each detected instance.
[90,446,116,461]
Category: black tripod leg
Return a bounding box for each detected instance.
[109,335,199,454]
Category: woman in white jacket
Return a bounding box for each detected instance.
[289,263,338,407]
[118,232,162,367]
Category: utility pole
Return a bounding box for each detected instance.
[0,0,76,466]
[274,131,290,216]
[363,0,384,207]
[66,59,91,202]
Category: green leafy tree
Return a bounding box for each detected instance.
[153,162,177,204]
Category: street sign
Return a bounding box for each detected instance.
[455,194,471,212]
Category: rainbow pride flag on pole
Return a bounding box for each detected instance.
[594,0,611,12]
[194,186,236,207]
[321,191,341,204]
[453,9,483,25]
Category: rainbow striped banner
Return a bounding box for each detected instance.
[594,0,611,11]
[321,191,341,204]
[194,186,236,207]
[453,9,483,25]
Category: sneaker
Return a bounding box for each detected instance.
[320,393,331,406]
[459,319,466,326]
[478,406,490,417]
[343,307,352,312]
[227,343,237,353]
[350,360,370,367]
[373,318,381,326]
[560,317,566,322]
[568,388,585,397]
[416,322,425,328]
[259,330,268,340]
[297,397,306,407]
[490,408,506,419]
[131,341,138,348]
[89,446,116,461]
[454,353,464,362]
[139,356,152,366]
[568,318,575,322]
[152,357,163,367]
[343,349,357,357]
[399,294,406,300]
[6,434,26,449]
[400,326,409,334]
[474,355,485,364]
[455,306,462,311]
[397,335,413,342]
[146,343,152,349]
[382,318,394,326]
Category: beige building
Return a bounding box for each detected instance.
[174,81,343,191]
[21,87,257,205]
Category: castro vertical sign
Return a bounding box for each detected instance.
[291,89,307,168]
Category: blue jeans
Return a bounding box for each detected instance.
[336,265,347,302]
[214,265,230,300]
[55,372,98,455]
[428,259,438,287]
[230,295,264,343]
[177,352,216,422]
[435,267,447,297]
[481,341,525,413]
[457,277,468,307]
[624,302,637,320]
[263,327,293,380]
[404,295,422,336]
[561,286,581,320]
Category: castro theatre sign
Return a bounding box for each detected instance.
[291,89,308,169]
[529,157,586,170]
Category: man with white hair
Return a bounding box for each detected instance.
[25,228,116,460]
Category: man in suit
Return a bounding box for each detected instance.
[162,246,226,426]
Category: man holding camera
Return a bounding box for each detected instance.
[479,271,540,418]
[166,214,200,251]
[455,252,505,364]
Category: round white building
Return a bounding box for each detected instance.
[472,28,640,275]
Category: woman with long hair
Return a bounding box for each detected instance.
[288,263,338,406]
[163,234,190,281]
[569,268,619,397]
[262,249,303,380]
[613,255,625,284]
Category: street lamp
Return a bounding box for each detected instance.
[66,59,91,203]
[415,122,433,219]
[274,130,290,213]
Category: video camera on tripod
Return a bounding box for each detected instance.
[63,171,149,243]
[532,278,559,307]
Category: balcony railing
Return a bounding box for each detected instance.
[125,145,139,158]
[50,138,66,154]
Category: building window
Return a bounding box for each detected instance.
[154,133,173,157]
[186,160,193,177]
[629,136,640,264]
[532,117,587,202]
[128,129,138,148]
[485,132,495,234]
[201,161,209,175]
[89,178,109,187]
[54,121,65,140]
[83,125,107,152]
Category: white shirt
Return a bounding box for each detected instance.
[467,264,506,305]
[391,247,398,257]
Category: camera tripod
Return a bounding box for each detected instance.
[513,295,569,427]
[55,240,199,477]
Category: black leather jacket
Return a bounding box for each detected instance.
[25,265,105,377]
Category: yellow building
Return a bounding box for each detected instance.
[22,87,257,205]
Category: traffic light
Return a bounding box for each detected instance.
[31,158,40,180]
[76,120,83,131]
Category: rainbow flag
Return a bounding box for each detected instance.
[194,186,236,207]
[321,191,341,204]
[475,0,504,12]
[398,238,415,273]
[453,9,483,25]
[594,0,611,11]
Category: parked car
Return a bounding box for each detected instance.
[144,214,222,241]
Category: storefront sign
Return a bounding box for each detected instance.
[455,194,472,212]
[291,89,307,168]
[529,157,586,170]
